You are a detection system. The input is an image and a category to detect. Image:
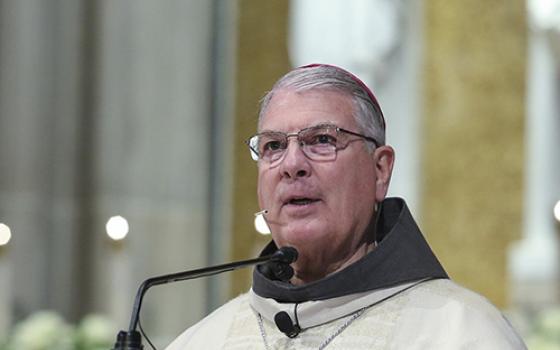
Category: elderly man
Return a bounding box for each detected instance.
[166,64,526,349]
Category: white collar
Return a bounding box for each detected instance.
[250,279,430,330]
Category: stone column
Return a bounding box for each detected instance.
[0,0,234,342]
[0,0,86,322]
[90,0,216,342]
[508,0,560,310]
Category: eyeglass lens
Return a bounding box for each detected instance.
[253,125,339,163]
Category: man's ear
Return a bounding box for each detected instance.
[373,145,395,202]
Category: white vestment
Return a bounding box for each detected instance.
[166,198,526,349]
[165,279,525,349]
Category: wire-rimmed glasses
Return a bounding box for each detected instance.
[245,123,379,164]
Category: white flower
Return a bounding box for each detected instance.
[8,311,74,350]
[75,314,116,350]
[537,306,560,341]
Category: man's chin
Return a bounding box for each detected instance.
[272,225,325,248]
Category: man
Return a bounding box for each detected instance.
[166,64,526,349]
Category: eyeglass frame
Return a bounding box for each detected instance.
[245,123,381,164]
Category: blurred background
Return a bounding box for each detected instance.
[0,0,559,348]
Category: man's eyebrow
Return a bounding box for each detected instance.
[257,129,284,134]
[309,122,338,128]
[259,122,339,134]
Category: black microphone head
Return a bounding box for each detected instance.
[272,262,294,281]
[274,311,301,338]
[272,246,298,264]
[259,261,294,282]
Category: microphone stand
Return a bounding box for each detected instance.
[111,247,297,350]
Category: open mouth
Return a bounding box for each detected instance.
[287,198,320,206]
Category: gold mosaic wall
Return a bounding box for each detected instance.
[230,0,291,296]
[422,1,526,307]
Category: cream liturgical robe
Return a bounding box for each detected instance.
[165,198,526,349]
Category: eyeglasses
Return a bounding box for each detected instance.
[245,123,379,164]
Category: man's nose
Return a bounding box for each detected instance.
[278,138,311,179]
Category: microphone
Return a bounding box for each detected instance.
[274,311,301,338]
[252,210,297,281]
[270,246,297,264]
[111,246,298,350]
[259,246,297,282]
[259,247,298,282]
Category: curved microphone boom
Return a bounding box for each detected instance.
[111,246,298,350]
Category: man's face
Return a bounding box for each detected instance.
[257,88,393,280]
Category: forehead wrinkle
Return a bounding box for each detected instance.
[259,122,341,134]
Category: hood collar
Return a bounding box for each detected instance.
[252,197,448,303]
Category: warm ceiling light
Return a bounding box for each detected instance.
[0,223,12,246]
[554,200,560,223]
[106,216,129,241]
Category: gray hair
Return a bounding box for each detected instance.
[258,65,386,146]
